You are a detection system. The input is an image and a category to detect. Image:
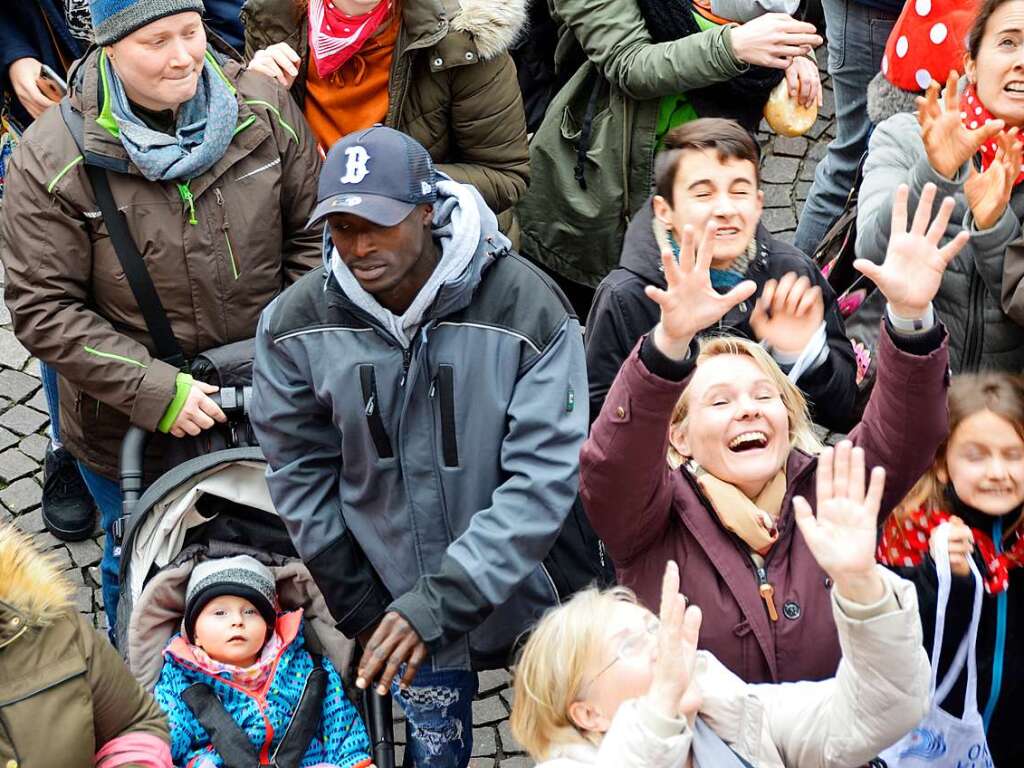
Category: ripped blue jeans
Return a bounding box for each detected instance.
[392,666,477,767]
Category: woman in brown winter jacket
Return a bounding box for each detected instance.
[581,182,959,685]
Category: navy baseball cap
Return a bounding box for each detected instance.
[307,126,438,229]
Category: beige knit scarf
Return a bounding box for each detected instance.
[687,461,787,555]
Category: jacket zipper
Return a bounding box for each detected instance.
[755,563,779,622]
[214,188,240,280]
[434,364,459,467]
[177,181,197,225]
[963,266,985,371]
[400,346,412,387]
[359,364,394,459]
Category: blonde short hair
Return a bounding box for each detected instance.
[510,585,638,761]
[668,335,823,468]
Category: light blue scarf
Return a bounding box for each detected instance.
[104,51,238,182]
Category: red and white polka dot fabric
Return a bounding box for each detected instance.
[877,506,1024,594]
[880,0,979,93]
[961,83,1024,185]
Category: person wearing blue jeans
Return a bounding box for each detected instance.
[794,0,900,256]
[75,461,122,637]
[391,666,478,767]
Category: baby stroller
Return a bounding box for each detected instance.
[112,342,396,768]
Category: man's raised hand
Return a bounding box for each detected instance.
[854,182,969,321]
[645,222,757,360]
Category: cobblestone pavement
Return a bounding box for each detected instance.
[0,62,835,767]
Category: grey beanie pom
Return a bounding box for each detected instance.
[90,0,206,45]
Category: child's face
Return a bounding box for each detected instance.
[945,409,1024,516]
[192,595,269,668]
[652,149,764,270]
[571,602,659,733]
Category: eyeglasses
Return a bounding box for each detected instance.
[577,614,660,697]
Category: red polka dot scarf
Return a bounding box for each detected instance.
[961,83,1024,186]
[878,506,1024,593]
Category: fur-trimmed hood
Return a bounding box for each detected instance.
[0,524,73,629]
[867,71,920,125]
[450,0,527,59]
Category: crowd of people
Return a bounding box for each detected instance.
[2,0,1024,767]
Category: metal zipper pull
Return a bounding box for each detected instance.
[429,378,437,398]
[756,566,779,622]
[365,394,375,417]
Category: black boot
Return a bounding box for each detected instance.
[42,446,95,541]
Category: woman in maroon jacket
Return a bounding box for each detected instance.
[581,182,962,685]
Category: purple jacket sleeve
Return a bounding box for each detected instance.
[579,339,691,565]
[848,322,950,517]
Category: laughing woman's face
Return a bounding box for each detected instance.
[967,1,1024,127]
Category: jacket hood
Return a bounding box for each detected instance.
[326,177,512,346]
[867,71,920,125]
[0,524,73,627]
[449,0,527,59]
[618,195,776,287]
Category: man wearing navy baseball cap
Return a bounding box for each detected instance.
[251,126,593,767]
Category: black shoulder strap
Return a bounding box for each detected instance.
[181,683,260,766]
[271,656,327,768]
[59,99,187,370]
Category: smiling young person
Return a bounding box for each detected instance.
[585,118,857,431]
[858,0,1024,375]
[580,181,958,686]
[0,0,321,637]
[877,374,1024,765]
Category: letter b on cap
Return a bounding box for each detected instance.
[340,146,370,184]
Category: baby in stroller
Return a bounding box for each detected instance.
[153,555,373,768]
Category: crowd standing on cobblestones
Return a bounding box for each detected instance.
[3,0,1024,766]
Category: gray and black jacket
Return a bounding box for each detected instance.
[250,184,589,670]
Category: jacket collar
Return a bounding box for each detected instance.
[619,196,775,289]
[67,44,270,192]
[0,600,30,650]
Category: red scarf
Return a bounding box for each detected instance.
[960,82,1024,186]
[878,507,1024,593]
[308,0,393,80]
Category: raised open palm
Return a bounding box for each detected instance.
[854,182,969,320]
[917,70,1003,179]
[794,441,885,580]
[645,223,757,358]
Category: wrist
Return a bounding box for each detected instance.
[653,324,694,362]
[886,302,931,324]
[646,685,683,720]
[832,570,885,605]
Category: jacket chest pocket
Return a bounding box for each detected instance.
[429,364,459,468]
[359,364,394,459]
[0,656,92,764]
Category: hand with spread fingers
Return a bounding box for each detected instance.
[917,70,1004,180]
[645,223,757,360]
[645,561,703,721]
[854,182,969,320]
[749,272,825,356]
[355,611,428,696]
[793,441,887,605]
[965,127,1024,230]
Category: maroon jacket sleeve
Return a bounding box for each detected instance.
[848,322,950,518]
[579,338,692,564]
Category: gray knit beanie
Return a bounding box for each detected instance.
[183,555,277,642]
[90,0,206,45]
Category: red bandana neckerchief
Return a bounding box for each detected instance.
[878,506,1024,593]
[308,0,393,80]
[960,82,1024,186]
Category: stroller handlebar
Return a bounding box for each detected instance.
[118,384,252,506]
